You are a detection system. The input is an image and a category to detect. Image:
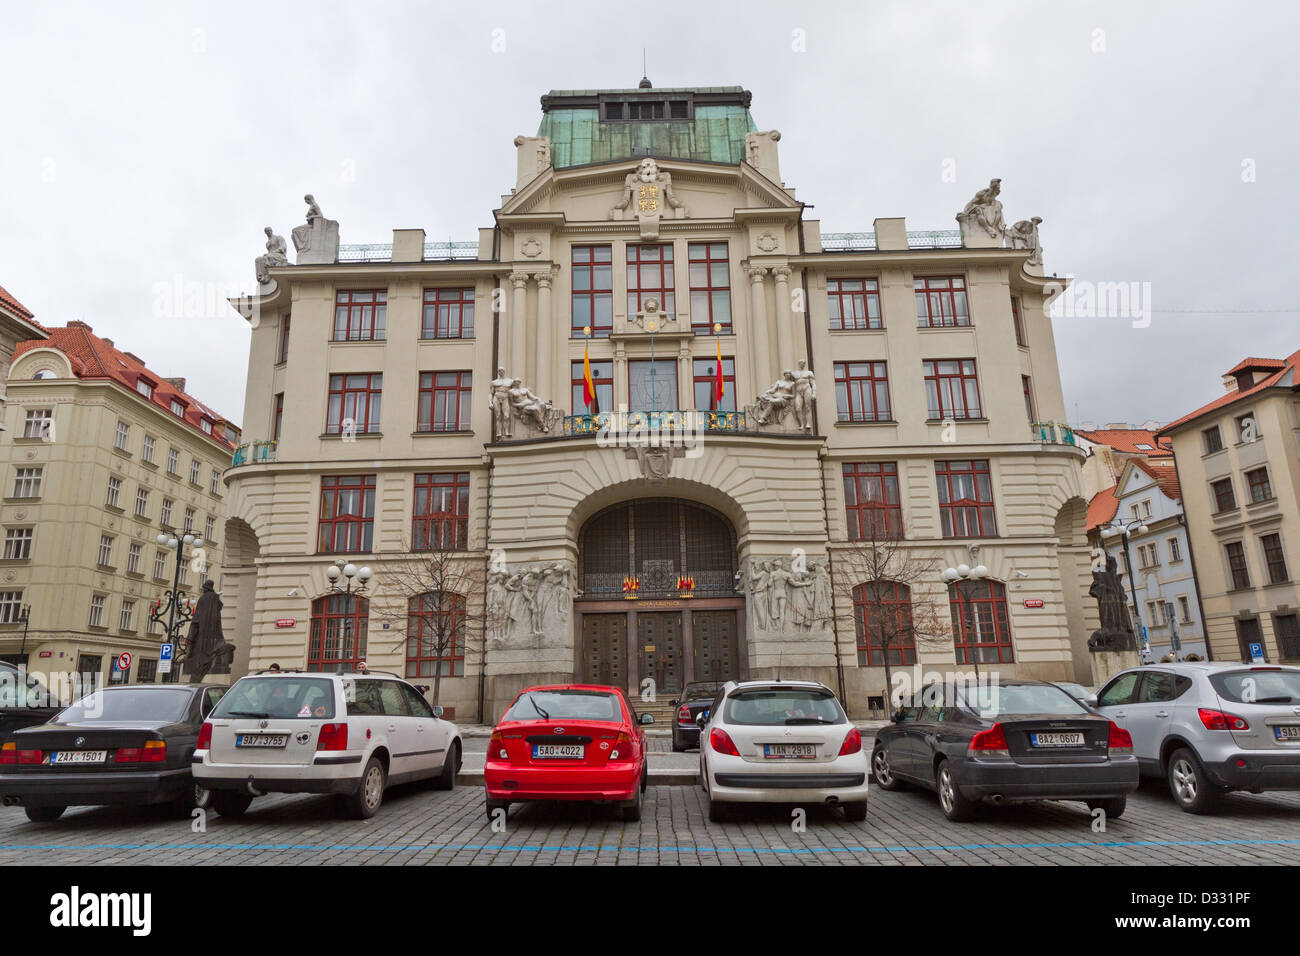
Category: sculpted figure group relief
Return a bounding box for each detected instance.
[487,563,573,649]
[739,557,833,634]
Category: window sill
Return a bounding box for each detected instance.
[926,417,989,424]
[1200,448,1226,460]
[3,496,42,503]
[1262,579,1294,589]
[412,430,474,437]
[1245,496,1277,508]
[125,570,144,578]
[418,335,476,342]
[0,558,31,565]
[11,437,48,444]
[141,460,158,470]
[134,513,150,522]
[113,447,132,459]
[105,505,125,515]
[97,563,117,572]
[329,338,387,345]
[917,323,974,331]
[835,419,897,426]
[165,472,180,481]
[828,327,886,334]
[320,432,383,440]
[87,625,109,633]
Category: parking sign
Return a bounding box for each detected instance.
[1249,642,1265,663]
[159,643,174,674]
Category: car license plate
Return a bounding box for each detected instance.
[533,744,583,759]
[1029,732,1084,747]
[235,734,288,748]
[1274,726,1300,741]
[763,743,816,759]
[47,751,106,765]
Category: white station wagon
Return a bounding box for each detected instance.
[193,671,461,819]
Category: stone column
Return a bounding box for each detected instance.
[508,271,529,380]
[772,265,795,371]
[746,265,771,388]
[535,270,554,399]
[678,340,692,411]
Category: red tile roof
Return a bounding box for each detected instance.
[0,284,49,334]
[1226,357,1286,375]
[1131,456,1181,502]
[1160,348,1300,435]
[13,322,237,449]
[1073,427,1172,457]
[1086,486,1119,531]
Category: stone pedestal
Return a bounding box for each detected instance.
[292,218,340,264]
[957,218,1002,249]
[1090,649,1140,688]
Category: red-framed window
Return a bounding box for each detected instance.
[915,276,970,328]
[833,361,891,422]
[923,359,982,419]
[1022,375,1035,421]
[273,393,284,441]
[1261,533,1289,585]
[1011,297,1026,347]
[333,290,387,341]
[688,242,731,334]
[627,243,675,318]
[308,594,368,672]
[417,371,472,432]
[572,359,613,414]
[406,591,466,678]
[1245,467,1273,503]
[325,373,382,434]
[412,472,470,551]
[692,357,736,412]
[422,288,475,339]
[828,278,882,330]
[1225,541,1251,590]
[1211,477,1236,513]
[277,314,291,363]
[843,462,902,540]
[317,475,376,554]
[936,459,997,538]
[853,581,916,666]
[572,245,613,338]
[949,579,1015,664]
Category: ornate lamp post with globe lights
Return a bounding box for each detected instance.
[940,562,989,678]
[323,558,373,673]
[148,531,205,667]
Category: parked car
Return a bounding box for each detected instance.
[670,682,723,752]
[871,679,1138,822]
[484,684,652,822]
[1052,681,1098,707]
[0,683,225,823]
[698,680,869,822]
[1094,662,1300,813]
[193,671,461,820]
[0,662,63,744]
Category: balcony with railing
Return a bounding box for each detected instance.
[562,408,748,438]
[820,230,964,252]
[336,241,479,262]
[231,440,278,467]
[1031,422,1077,446]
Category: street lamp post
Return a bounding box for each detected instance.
[941,563,989,678]
[17,605,30,663]
[1100,519,1150,651]
[324,559,372,673]
[148,533,203,670]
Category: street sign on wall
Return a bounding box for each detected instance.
[1023,599,1045,608]
[274,619,296,629]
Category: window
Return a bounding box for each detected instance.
[308,595,368,672]
[317,475,376,554]
[136,378,154,399]
[106,476,122,509]
[1276,614,1300,660]
[142,435,156,464]
[326,373,383,434]
[843,462,902,540]
[1245,467,1273,503]
[1261,533,1289,585]
[161,498,174,527]
[421,288,475,339]
[167,448,179,475]
[1211,477,1236,513]
[119,599,135,632]
[3,528,32,560]
[189,459,201,484]
[915,275,970,328]
[412,472,470,551]
[417,371,472,432]
[137,658,158,683]
[833,361,891,422]
[12,467,43,498]
[0,591,22,624]
[1225,541,1251,590]
[22,409,52,439]
[628,359,677,409]
[1235,617,1264,661]
[97,534,114,567]
[1168,537,1182,562]
[936,459,997,538]
[626,243,674,318]
[571,245,613,338]
[827,278,882,331]
[1178,596,1191,623]
[277,314,291,364]
[692,357,736,412]
[114,420,129,451]
[170,399,185,417]
[1138,543,1159,569]
[923,359,982,420]
[1130,500,1152,520]
[205,516,216,541]
[210,468,220,495]
[1022,375,1035,421]
[273,393,284,442]
[333,290,387,341]
[572,359,614,414]
[1235,413,1256,443]
[135,487,149,518]
[1011,296,1026,347]
[127,542,142,574]
[153,549,168,579]
[688,242,731,334]
[406,592,466,677]
[183,507,195,533]
[1146,600,1166,626]
[949,579,1014,664]
[89,594,106,628]
[853,581,915,666]
[200,419,213,435]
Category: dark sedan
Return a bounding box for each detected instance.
[871,680,1138,822]
[0,683,225,823]
[670,682,723,751]
[0,663,62,744]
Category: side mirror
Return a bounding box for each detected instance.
[432,705,444,718]
[1084,695,1098,708]
[639,713,654,725]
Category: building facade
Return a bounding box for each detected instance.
[225,83,1093,720]
[0,285,49,431]
[1,322,238,689]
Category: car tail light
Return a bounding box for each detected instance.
[115,748,141,763]
[1199,708,1249,731]
[488,732,508,761]
[141,740,166,763]
[197,722,213,750]
[709,728,740,756]
[16,749,42,765]
[316,723,348,751]
[677,704,692,725]
[610,732,634,761]
[0,743,15,765]
[1107,722,1133,754]
[839,727,862,755]
[968,723,1010,757]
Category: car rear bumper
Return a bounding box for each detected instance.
[1206,752,1300,791]
[955,756,1139,801]
[484,762,641,802]
[706,753,871,803]
[0,767,191,807]
[673,725,700,743]
[192,752,362,795]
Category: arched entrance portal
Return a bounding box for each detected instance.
[576,498,746,694]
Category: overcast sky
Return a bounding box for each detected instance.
[3,0,1296,429]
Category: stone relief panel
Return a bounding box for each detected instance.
[487,562,573,651]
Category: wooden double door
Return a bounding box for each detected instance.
[579,609,740,694]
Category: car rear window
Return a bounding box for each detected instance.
[961,683,1088,718]
[683,683,722,699]
[503,690,622,722]
[1211,669,1300,705]
[724,688,845,726]
[54,688,192,723]
[211,677,336,720]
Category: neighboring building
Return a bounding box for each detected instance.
[0,322,239,688]
[224,81,1092,721]
[1074,423,1171,500]
[1158,353,1300,663]
[0,285,49,430]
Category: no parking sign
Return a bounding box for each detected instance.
[116,652,132,672]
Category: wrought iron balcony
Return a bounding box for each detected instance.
[336,241,479,262]
[1031,421,1077,446]
[562,409,748,437]
[231,439,278,466]
[820,230,964,252]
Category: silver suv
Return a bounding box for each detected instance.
[1095,662,1300,813]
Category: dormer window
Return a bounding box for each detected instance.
[171,399,185,417]
[599,93,693,123]
[200,419,213,435]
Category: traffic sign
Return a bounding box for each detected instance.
[116,652,132,671]
[160,643,174,660]
[1249,641,1265,663]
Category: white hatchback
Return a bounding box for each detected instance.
[699,680,869,821]
[193,671,461,819]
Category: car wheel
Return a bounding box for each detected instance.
[619,779,644,822]
[343,756,386,820]
[485,798,510,822]
[193,783,212,810]
[1167,747,1223,814]
[708,797,729,823]
[842,800,868,822]
[433,741,459,791]
[935,759,976,822]
[1087,796,1126,819]
[24,805,64,823]
[871,745,902,791]
[211,792,253,818]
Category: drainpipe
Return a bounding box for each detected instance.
[478,455,493,723]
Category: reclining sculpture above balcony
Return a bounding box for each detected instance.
[749,360,817,433]
[490,367,562,440]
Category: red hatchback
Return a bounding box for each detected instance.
[484,684,652,821]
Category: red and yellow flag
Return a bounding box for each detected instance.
[582,341,596,410]
[713,337,725,408]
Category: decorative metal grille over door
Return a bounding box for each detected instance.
[581,614,627,689]
[637,612,683,695]
[693,610,740,683]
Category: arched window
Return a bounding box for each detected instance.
[33,370,56,380]
[948,579,1014,664]
[406,591,466,678]
[308,594,368,671]
[853,581,915,666]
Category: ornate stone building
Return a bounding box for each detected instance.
[225,83,1091,720]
